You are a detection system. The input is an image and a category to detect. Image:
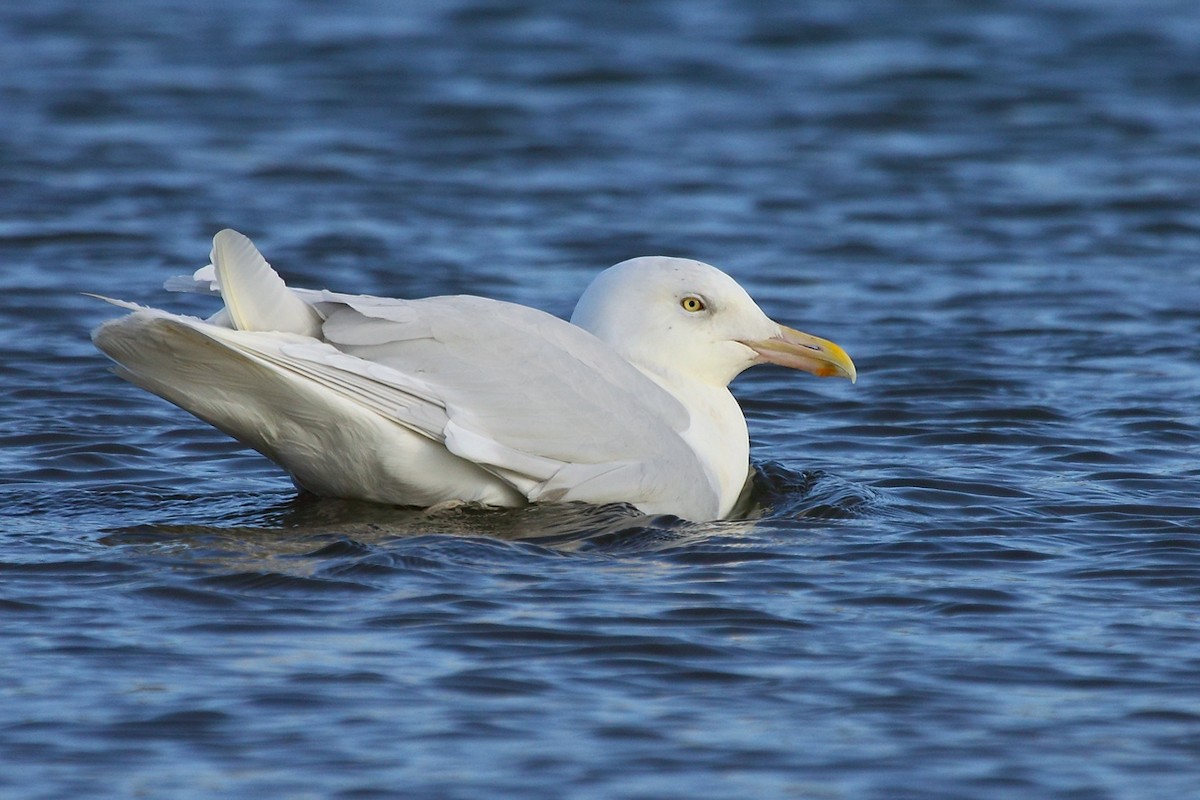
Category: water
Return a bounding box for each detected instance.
[3,1,1200,797]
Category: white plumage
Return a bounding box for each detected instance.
[93,230,855,520]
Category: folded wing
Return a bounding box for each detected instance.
[96,238,720,518]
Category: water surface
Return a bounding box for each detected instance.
[3,1,1200,798]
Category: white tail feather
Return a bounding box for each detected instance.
[211,229,322,336]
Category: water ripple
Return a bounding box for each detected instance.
[4,1,1200,798]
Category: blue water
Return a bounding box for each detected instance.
[3,1,1200,797]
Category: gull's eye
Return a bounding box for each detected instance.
[680,296,706,313]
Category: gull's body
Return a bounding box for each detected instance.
[92,230,855,521]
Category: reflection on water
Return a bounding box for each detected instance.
[97,465,864,572]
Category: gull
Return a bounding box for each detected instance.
[92,230,855,521]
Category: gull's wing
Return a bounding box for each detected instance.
[107,230,722,517]
[102,292,720,517]
[294,293,719,516]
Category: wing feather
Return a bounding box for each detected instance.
[103,267,719,517]
[309,294,718,515]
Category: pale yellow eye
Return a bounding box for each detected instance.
[680,296,706,313]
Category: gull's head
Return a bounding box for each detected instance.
[570,256,856,388]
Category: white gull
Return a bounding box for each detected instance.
[92,230,855,520]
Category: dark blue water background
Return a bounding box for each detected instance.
[3,1,1199,797]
